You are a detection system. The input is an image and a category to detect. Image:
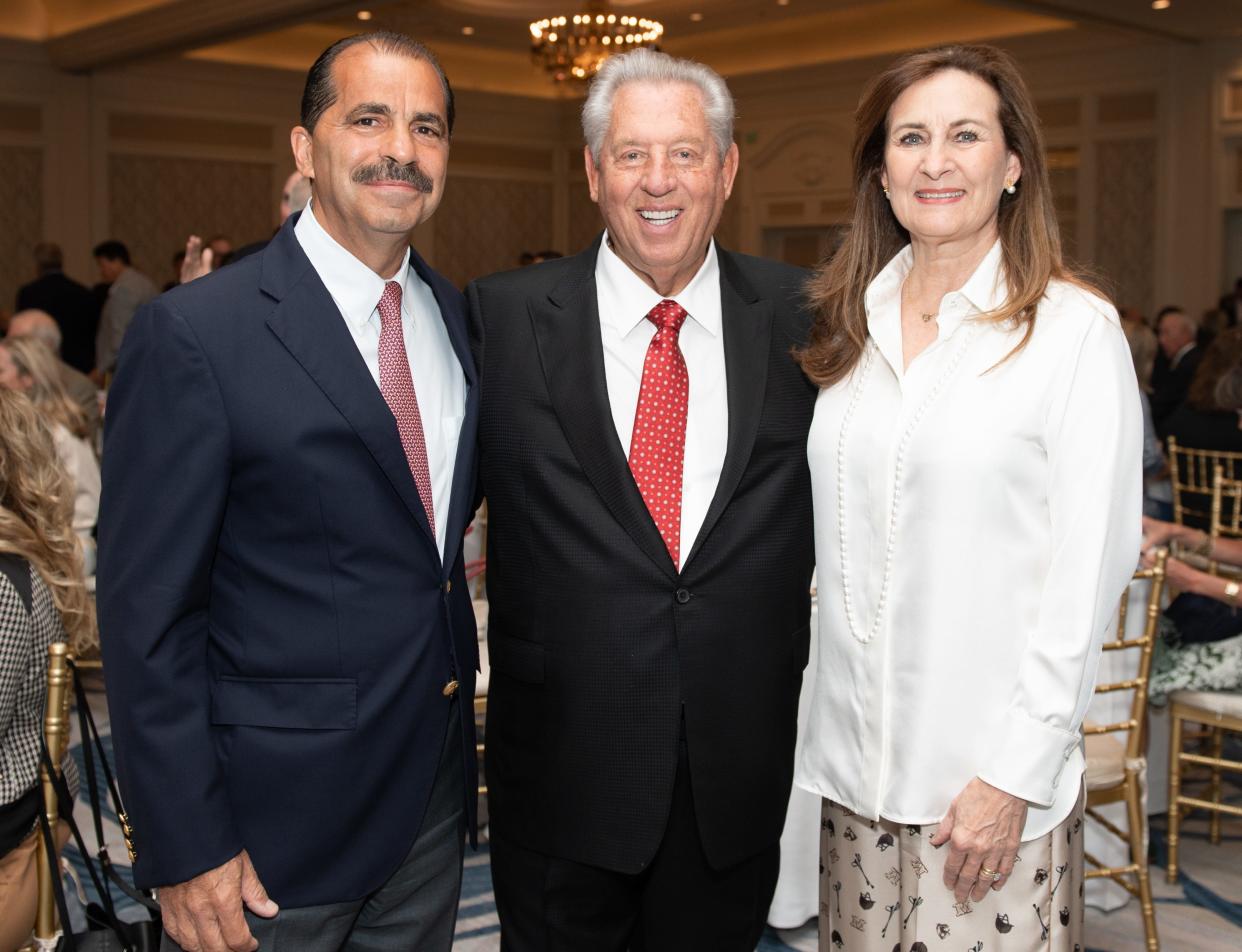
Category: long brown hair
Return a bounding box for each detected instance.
[2,337,89,439]
[0,390,95,651]
[796,44,1091,387]
[1185,327,1242,412]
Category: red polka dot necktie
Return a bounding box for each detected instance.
[629,299,689,569]
[377,280,436,537]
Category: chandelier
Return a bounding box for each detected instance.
[529,3,664,83]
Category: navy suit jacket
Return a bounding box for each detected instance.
[97,214,479,907]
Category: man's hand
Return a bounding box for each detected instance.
[930,777,1028,903]
[180,235,215,285]
[159,850,278,952]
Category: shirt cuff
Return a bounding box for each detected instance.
[978,708,1081,807]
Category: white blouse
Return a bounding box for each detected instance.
[796,242,1143,840]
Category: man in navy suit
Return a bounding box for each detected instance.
[98,31,478,952]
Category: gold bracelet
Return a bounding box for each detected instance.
[1226,580,1240,606]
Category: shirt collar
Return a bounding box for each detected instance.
[295,200,412,330]
[1170,341,1196,369]
[596,231,722,338]
[865,239,1007,340]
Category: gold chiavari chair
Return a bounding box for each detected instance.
[20,643,75,952]
[1166,437,1242,531]
[1082,551,1167,952]
[1166,469,1242,881]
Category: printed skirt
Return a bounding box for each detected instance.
[819,788,1085,951]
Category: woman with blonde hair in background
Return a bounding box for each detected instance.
[0,389,94,951]
[0,337,101,575]
[796,44,1141,950]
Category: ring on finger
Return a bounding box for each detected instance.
[979,866,1002,881]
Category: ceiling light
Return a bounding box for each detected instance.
[689,12,704,21]
[777,0,790,7]
[461,25,475,35]
[1151,0,1170,8]
[357,10,372,20]
[530,3,664,85]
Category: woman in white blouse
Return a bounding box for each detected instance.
[0,338,101,576]
[795,45,1141,950]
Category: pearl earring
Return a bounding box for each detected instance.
[883,187,890,200]
[1004,181,1016,195]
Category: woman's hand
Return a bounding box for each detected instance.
[930,777,1028,903]
[1141,515,1191,552]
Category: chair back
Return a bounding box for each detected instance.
[1211,467,1242,550]
[1086,551,1168,762]
[1168,437,1242,530]
[34,643,74,941]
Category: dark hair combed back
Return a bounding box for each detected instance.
[797,44,1094,388]
[92,240,130,265]
[33,242,62,271]
[300,31,455,135]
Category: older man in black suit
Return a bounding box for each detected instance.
[469,49,816,951]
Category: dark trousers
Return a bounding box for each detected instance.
[162,700,465,952]
[490,737,780,952]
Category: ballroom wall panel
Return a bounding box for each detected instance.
[434,177,555,290]
[0,144,43,311]
[1095,139,1158,314]
[108,153,275,286]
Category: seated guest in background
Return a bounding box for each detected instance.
[1162,326,1242,454]
[91,240,158,386]
[99,30,476,952]
[0,389,94,952]
[1140,515,1242,700]
[470,48,816,951]
[7,309,102,446]
[16,241,98,375]
[0,338,101,576]
[795,44,1140,951]
[1151,305,1202,430]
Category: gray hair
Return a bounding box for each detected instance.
[582,49,735,165]
[8,309,62,353]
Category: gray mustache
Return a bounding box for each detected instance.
[352,160,434,193]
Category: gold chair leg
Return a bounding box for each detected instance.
[1126,773,1160,951]
[1209,726,1223,845]
[1167,708,1184,884]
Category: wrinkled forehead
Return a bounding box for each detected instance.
[606,81,713,148]
[327,46,445,118]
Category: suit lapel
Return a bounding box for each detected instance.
[412,250,478,576]
[530,240,678,582]
[683,248,772,569]
[261,223,438,557]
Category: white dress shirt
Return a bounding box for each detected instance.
[796,241,1143,840]
[595,233,728,565]
[295,201,465,558]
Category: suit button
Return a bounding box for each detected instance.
[442,679,459,696]
[675,588,691,604]
[444,580,453,594]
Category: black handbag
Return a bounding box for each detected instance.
[34,659,162,951]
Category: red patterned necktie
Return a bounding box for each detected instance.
[629,299,689,569]
[377,280,436,536]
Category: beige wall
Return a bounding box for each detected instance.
[2,29,1241,315]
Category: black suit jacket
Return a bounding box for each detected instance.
[16,271,100,373]
[468,237,816,874]
[1151,344,1203,432]
[98,215,479,906]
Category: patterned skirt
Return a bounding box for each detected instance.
[819,788,1085,952]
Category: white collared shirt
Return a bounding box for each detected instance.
[295,201,465,558]
[796,241,1143,840]
[595,234,728,566]
[1169,341,1196,371]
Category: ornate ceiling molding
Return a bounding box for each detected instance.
[47,0,351,71]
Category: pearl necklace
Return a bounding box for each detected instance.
[835,329,977,645]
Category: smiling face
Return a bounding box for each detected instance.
[291,45,449,272]
[585,80,738,296]
[880,68,1020,254]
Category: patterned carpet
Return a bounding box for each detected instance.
[62,684,1242,951]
